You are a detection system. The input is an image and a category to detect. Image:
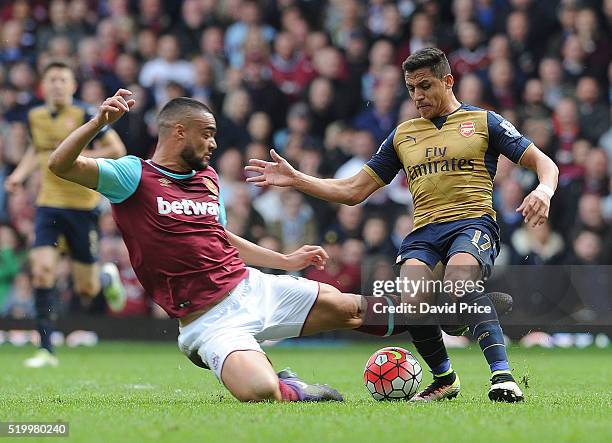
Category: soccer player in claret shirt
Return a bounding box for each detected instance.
[4,61,127,368]
[247,48,559,402]
[48,91,420,402]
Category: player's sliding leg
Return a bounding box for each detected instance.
[221,351,282,401]
[444,253,523,402]
[25,246,59,368]
[72,261,126,312]
[178,269,346,402]
[220,351,341,402]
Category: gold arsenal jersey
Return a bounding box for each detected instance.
[363,104,533,230]
[28,102,108,210]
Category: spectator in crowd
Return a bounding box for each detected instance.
[574,7,612,81]
[361,39,395,103]
[362,216,396,257]
[139,34,195,105]
[224,0,275,68]
[552,97,581,179]
[190,56,223,113]
[217,88,252,150]
[353,83,399,144]
[306,77,341,139]
[225,183,266,243]
[36,0,86,52]
[486,57,518,110]
[199,26,228,92]
[449,21,488,82]
[312,46,360,120]
[304,229,361,294]
[217,148,244,207]
[561,34,588,84]
[538,57,571,109]
[0,224,24,310]
[269,190,318,253]
[505,10,536,78]
[519,78,552,121]
[510,221,566,265]
[566,229,604,265]
[495,178,525,246]
[575,76,610,144]
[457,73,491,110]
[247,113,273,146]
[334,130,377,180]
[273,102,315,154]
[2,271,34,319]
[269,31,315,101]
[172,0,214,58]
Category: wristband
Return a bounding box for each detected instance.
[536,184,554,199]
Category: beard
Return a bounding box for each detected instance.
[180,144,208,171]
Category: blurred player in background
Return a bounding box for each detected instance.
[247,48,559,402]
[4,61,126,368]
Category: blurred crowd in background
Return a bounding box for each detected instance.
[0,0,610,321]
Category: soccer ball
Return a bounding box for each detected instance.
[363,346,422,401]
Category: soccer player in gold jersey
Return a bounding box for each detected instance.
[5,61,127,368]
[247,48,559,402]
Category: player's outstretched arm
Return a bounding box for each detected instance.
[517,145,559,227]
[48,89,135,189]
[245,149,380,205]
[225,230,328,272]
[83,129,127,159]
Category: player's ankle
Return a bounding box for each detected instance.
[434,370,456,385]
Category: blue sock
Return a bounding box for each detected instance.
[408,325,453,376]
[460,290,510,374]
[431,359,452,377]
[34,287,56,353]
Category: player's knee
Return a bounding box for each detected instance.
[443,269,471,291]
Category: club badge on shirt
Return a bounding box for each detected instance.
[459,121,476,137]
[202,177,219,196]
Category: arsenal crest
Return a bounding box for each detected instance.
[459,121,476,137]
[202,177,219,196]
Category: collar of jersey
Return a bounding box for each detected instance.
[429,103,466,130]
[146,160,195,179]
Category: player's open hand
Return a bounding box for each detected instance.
[94,89,136,127]
[516,189,550,227]
[245,149,297,187]
[283,245,329,271]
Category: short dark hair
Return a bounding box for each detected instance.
[42,60,74,77]
[402,48,451,79]
[157,97,213,132]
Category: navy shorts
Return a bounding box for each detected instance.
[33,206,100,264]
[396,215,500,278]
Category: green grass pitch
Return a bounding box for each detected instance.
[1,342,611,443]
